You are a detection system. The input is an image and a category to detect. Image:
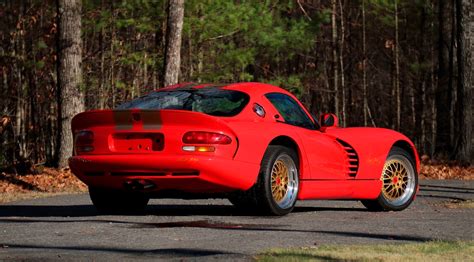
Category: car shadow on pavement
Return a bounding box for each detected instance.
[0,217,434,243]
[121,220,434,242]
[0,205,99,217]
[419,184,474,191]
[0,203,370,218]
[292,206,368,213]
[419,184,474,194]
[417,184,474,202]
[145,204,369,216]
[1,215,435,245]
[417,194,468,201]
[0,244,245,259]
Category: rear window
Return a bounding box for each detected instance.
[116,87,250,117]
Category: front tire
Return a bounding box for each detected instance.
[362,146,418,211]
[89,187,149,214]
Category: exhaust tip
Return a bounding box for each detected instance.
[124,179,156,191]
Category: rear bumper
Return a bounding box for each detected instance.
[69,155,260,193]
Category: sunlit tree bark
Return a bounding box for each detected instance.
[163,0,185,87]
[56,0,85,168]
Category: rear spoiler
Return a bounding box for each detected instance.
[71,109,236,135]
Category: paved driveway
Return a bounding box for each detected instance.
[0,179,473,260]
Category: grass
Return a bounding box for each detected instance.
[258,241,474,262]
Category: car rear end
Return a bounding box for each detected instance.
[69,87,260,194]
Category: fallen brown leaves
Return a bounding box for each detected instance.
[419,163,474,180]
[441,199,474,209]
[0,167,87,194]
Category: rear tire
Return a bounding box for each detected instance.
[254,145,299,216]
[89,187,149,214]
[228,146,299,216]
[361,146,418,211]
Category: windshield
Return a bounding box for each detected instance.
[116,87,250,117]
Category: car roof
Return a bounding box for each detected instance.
[224,82,292,96]
[153,82,317,127]
[158,82,292,97]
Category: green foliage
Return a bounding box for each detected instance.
[409,62,431,73]
[35,60,45,69]
[81,0,321,95]
[264,75,305,98]
[1,0,468,166]
[368,0,397,26]
[36,40,47,50]
[115,80,127,90]
[184,0,317,87]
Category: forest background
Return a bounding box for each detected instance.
[0,0,472,173]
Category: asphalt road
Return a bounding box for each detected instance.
[0,179,473,261]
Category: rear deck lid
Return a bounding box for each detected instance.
[71,109,239,156]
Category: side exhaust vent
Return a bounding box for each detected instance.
[336,139,359,177]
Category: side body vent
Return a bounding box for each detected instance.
[336,139,359,177]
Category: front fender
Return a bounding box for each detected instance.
[325,127,419,180]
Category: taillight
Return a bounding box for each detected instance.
[74,130,94,154]
[182,145,215,152]
[182,131,232,145]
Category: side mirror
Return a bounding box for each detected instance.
[320,113,339,128]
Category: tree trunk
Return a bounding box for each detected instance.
[419,4,428,155]
[362,0,368,126]
[394,0,401,130]
[331,0,339,116]
[448,4,456,147]
[56,0,85,168]
[455,0,473,164]
[163,0,184,87]
[338,0,346,127]
[110,5,116,107]
[430,0,437,158]
[99,3,106,110]
[436,0,452,156]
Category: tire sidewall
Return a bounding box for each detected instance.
[258,145,299,215]
[377,147,418,211]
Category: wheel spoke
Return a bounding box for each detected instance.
[269,154,299,209]
[386,185,395,194]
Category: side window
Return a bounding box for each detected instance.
[265,93,316,130]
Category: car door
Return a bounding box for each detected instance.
[265,93,348,180]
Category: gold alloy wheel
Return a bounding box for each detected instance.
[269,153,298,209]
[382,159,410,201]
[271,160,289,202]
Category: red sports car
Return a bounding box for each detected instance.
[69,82,419,215]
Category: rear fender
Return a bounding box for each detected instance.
[227,121,311,181]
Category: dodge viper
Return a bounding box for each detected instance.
[69,82,419,215]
